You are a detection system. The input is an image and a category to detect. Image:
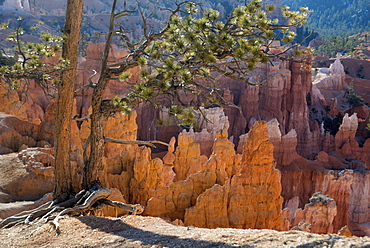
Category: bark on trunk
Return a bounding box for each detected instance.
[82,78,111,188]
[82,1,118,188]
[82,96,107,188]
[54,0,84,202]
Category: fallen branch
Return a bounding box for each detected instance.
[100,199,144,215]
[0,186,144,233]
[104,137,170,148]
[72,115,91,122]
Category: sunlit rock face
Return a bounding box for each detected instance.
[291,192,337,234]
[0,83,27,121]
[144,121,286,231]
[312,54,346,91]
[143,132,218,221]
[0,114,41,154]
[184,121,286,230]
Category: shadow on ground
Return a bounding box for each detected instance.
[77,215,252,248]
[76,216,370,248]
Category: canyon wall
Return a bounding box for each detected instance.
[2,0,30,11]
[275,112,370,236]
[1,43,370,236]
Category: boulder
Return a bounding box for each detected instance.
[0,153,53,202]
[0,114,40,153]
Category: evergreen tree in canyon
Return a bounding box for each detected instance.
[0,0,310,229]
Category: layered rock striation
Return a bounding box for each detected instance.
[184,122,286,230]
[1,42,370,237]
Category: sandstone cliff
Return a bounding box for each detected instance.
[184,121,286,230]
[1,42,370,237]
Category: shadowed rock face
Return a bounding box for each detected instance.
[2,0,18,8]
[1,42,343,160]
[273,112,370,236]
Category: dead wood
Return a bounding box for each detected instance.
[100,199,144,214]
[0,186,144,232]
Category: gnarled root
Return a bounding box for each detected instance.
[0,186,144,232]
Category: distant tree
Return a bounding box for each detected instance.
[283,0,370,37]
[295,26,319,46]
[315,34,362,57]
[365,119,370,138]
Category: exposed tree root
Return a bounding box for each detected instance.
[0,184,144,233]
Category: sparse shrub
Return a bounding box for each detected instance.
[306,92,312,106]
[347,82,364,107]
[366,120,370,138]
[323,113,343,135]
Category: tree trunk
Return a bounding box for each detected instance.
[82,82,109,188]
[82,1,118,188]
[54,0,84,202]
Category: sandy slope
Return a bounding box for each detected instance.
[1,215,370,247]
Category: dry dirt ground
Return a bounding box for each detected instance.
[1,215,370,248]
